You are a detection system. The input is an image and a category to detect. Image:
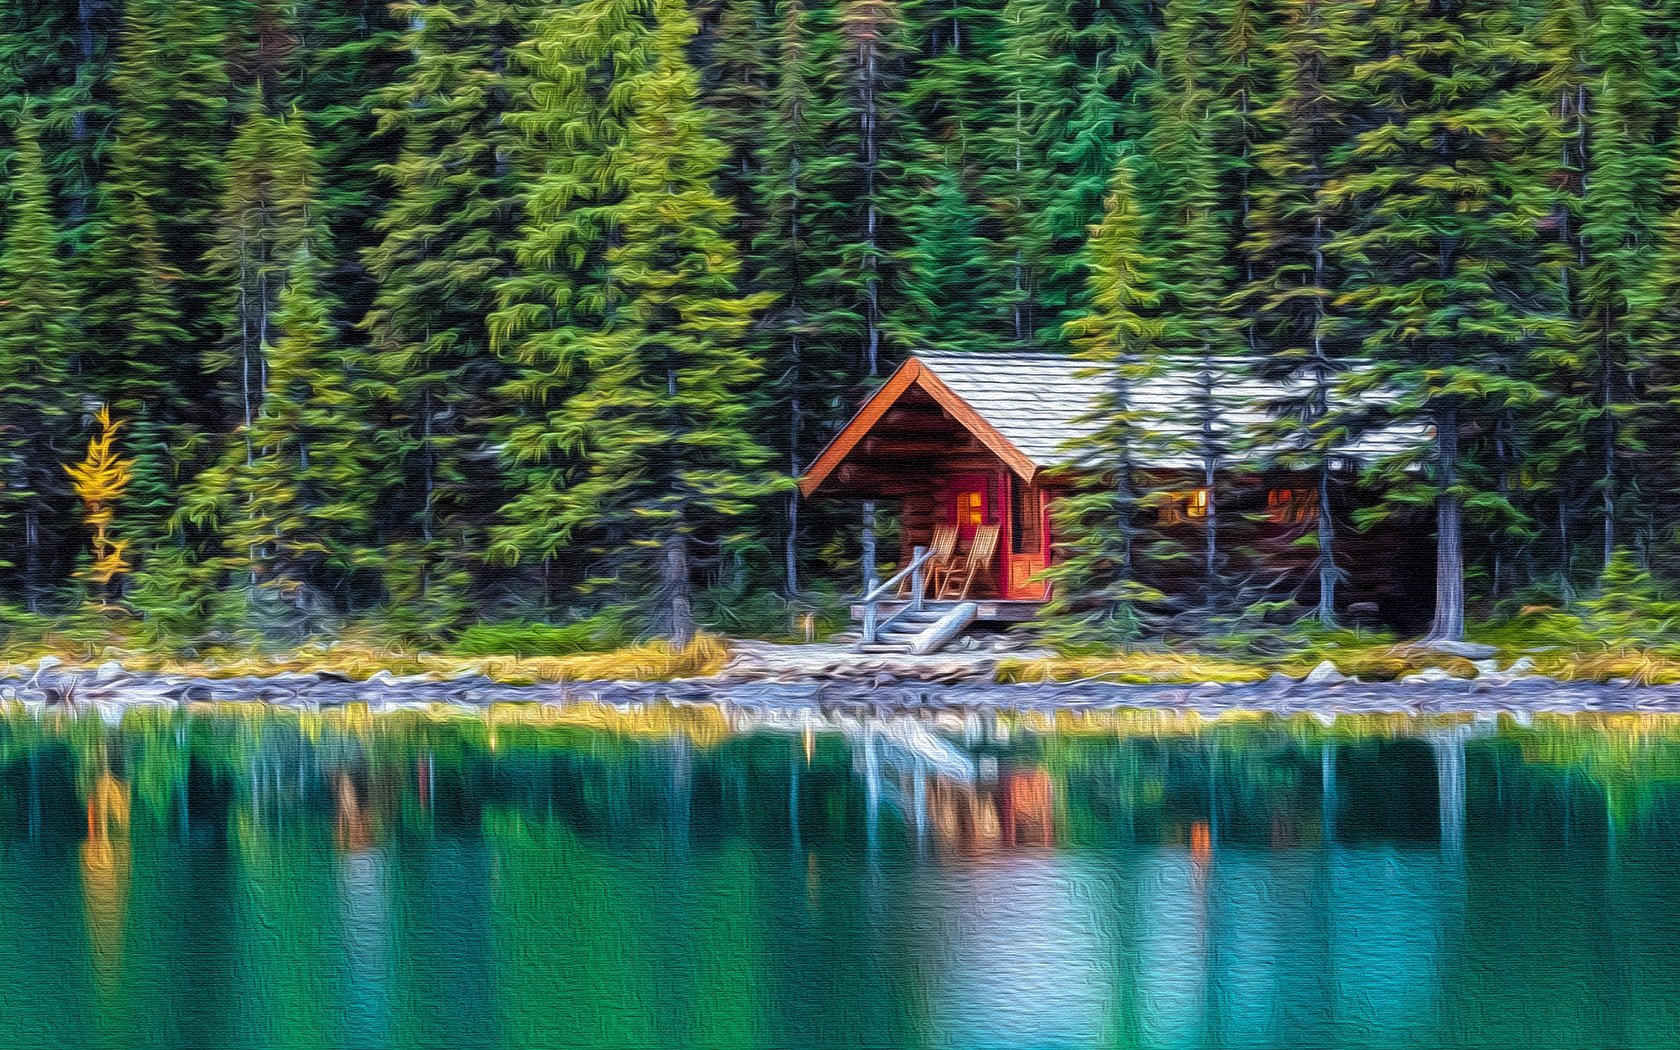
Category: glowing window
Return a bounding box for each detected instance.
[1266,487,1318,525]
[1160,488,1211,525]
[957,490,984,527]
[1185,488,1209,519]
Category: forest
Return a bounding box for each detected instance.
[3,0,1680,656]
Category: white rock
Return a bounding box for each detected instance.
[1504,656,1537,676]
[1472,659,1501,676]
[1417,639,1499,660]
[92,660,125,682]
[1303,660,1348,686]
[1401,666,1457,685]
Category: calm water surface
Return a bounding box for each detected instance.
[2,703,1679,1049]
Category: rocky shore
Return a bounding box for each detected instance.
[8,641,1680,720]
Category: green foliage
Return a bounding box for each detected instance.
[1040,154,1172,650]
[14,0,1680,658]
[450,612,636,658]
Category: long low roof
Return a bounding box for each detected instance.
[798,350,1432,495]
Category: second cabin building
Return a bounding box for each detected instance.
[797,351,1438,630]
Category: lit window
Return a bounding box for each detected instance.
[1266,487,1318,525]
[957,491,983,527]
[1160,488,1211,525]
[1185,488,1209,519]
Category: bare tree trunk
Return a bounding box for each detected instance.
[861,499,878,593]
[663,530,695,648]
[1602,339,1616,573]
[1199,356,1218,612]
[1557,495,1574,605]
[1427,405,1465,642]
[1316,462,1337,627]
[23,506,39,614]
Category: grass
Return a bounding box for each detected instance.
[0,631,730,684]
[997,641,1480,685]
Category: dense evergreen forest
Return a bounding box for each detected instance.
[4,0,1680,651]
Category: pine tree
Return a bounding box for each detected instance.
[177,247,373,628]
[498,0,780,643]
[0,117,80,609]
[206,106,319,465]
[363,0,533,619]
[751,0,863,593]
[1240,0,1359,623]
[890,152,1003,350]
[105,0,238,354]
[1042,155,1170,648]
[1536,0,1666,581]
[1037,55,1125,340]
[1142,0,1241,620]
[1325,0,1560,641]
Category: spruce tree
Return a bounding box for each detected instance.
[1536,0,1665,581]
[206,106,319,465]
[363,0,533,619]
[1142,0,1241,621]
[1037,56,1125,340]
[0,118,80,609]
[498,0,779,643]
[178,248,373,628]
[890,152,1004,350]
[1042,155,1170,648]
[751,0,862,593]
[1240,0,1359,623]
[106,0,238,354]
[1325,0,1559,641]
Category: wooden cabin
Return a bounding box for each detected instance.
[798,352,1436,628]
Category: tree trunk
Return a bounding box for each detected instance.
[861,499,878,592]
[1316,462,1337,626]
[662,530,695,648]
[1427,406,1465,642]
[23,505,39,614]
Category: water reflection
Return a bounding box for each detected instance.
[4,704,1680,1048]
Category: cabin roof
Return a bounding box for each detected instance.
[798,350,1431,497]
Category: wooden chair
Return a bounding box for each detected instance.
[899,524,959,598]
[934,524,999,600]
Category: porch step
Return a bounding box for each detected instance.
[854,602,980,655]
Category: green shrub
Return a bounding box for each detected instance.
[450,610,635,658]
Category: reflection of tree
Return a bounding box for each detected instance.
[80,771,130,999]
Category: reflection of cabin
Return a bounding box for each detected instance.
[798,352,1436,629]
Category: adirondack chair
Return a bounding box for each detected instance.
[898,524,958,598]
[934,524,999,600]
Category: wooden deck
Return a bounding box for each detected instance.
[849,599,1043,624]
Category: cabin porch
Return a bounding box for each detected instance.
[846,598,1045,625]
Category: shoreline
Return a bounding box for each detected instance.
[10,646,1680,720]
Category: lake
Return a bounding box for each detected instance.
[2,702,1679,1049]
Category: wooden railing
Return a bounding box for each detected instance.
[860,545,929,645]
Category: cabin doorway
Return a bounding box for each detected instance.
[1004,475,1050,599]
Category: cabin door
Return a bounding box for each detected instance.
[1005,476,1050,600]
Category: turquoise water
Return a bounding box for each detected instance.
[2,705,1679,1049]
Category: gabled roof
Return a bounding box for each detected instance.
[797,350,1430,497]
